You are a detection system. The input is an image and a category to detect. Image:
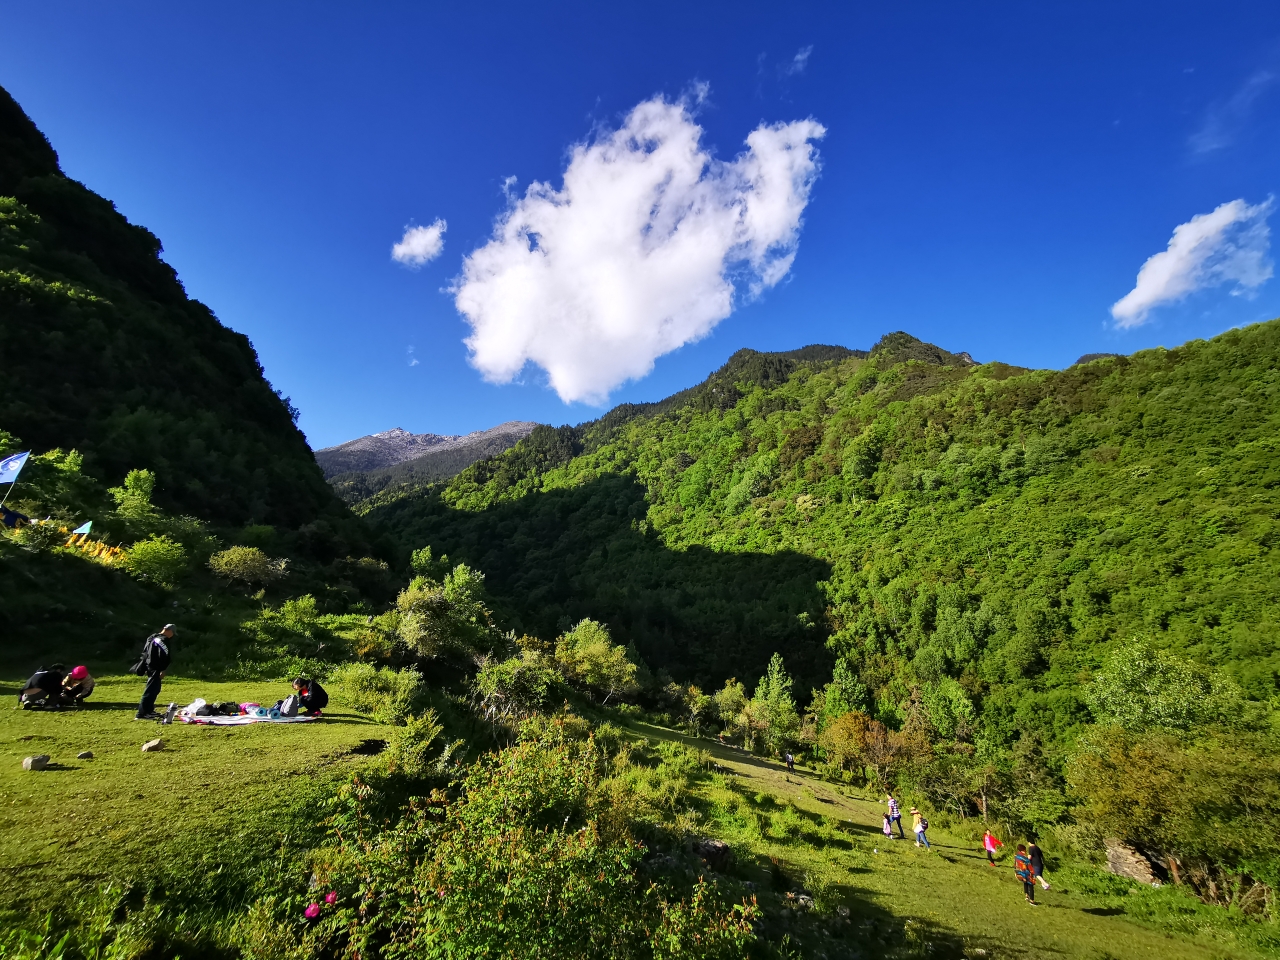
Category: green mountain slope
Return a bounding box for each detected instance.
[0,84,333,526]
[364,323,1280,707]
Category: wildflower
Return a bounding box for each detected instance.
[305,902,321,919]
[325,891,338,906]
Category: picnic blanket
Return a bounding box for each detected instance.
[181,713,318,726]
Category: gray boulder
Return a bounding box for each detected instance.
[77,750,94,760]
[141,738,164,753]
[22,755,50,771]
[1105,839,1161,885]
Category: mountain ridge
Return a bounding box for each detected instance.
[315,420,539,478]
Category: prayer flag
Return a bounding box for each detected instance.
[0,452,29,485]
[73,520,93,534]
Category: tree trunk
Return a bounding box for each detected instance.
[1167,857,1181,885]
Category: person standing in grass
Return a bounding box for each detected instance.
[886,794,905,839]
[911,807,931,849]
[882,814,893,840]
[134,623,174,720]
[1028,839,1050,890]
[1014,844,1037,905]
[983,829,1003,865]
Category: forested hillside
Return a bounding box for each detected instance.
[366,324,1279,701]
[0,84,334,526]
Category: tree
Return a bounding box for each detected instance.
[819,710,872,773]
[109,468,159,522]
[123,534,187,587]
[682,685,712,733]
[1086,640,1244,732]
[397,563,497,661]
[208,545,288,587]
[555,619,638,704]
[712,679,747,738]
[475,650,561,720]
[748,653,800,756]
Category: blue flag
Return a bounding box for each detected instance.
[0,452,29,485]
[73,520,93,535]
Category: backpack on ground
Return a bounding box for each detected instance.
[278,694,300,718]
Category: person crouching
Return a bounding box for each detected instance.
[61,665,95,705]
[292,677,328,715]
[19,664,66,709]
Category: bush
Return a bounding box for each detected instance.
[328,662,425,725]
[208,545,288,587]
[123,534,187,587]
[9,520,66,552]
[555,619,639,703]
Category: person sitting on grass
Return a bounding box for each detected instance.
[61,665,95,705]
[18,664,66,709]
[1014,844,1037,905]
[292,676,329,715]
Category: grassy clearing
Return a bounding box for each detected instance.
[0,674,392,924]
[623,719,1276,960]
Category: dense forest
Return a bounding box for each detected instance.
[362,321,1280,901]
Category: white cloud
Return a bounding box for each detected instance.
[452,94,825,404]
[392,219,447,267]
[407,345,420,367]
[1189,71,1275,155]
[782,46,813,77]
[1111,198,1274,329]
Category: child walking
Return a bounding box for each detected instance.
[982,829,1003,865]
[1014,844,1037,905]
[882,814,893,840]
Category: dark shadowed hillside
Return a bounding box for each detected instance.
[0,84,336,527]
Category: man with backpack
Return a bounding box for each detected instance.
[134,624,175,720]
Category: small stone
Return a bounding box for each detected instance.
[22,755,50,771]
[77,751,94,760]
[141,739,164,753]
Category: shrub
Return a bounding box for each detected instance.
[555,619,639,703]
[475,650,561,720]
[123,534,187,587]
[329,662,425,725]
[10,520,66,552]
[208,545,288,586]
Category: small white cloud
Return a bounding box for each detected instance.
[1111,198,1274,328]
[451,93,825,404]
[1189,70,1275,155]
[781,45,813,77]
[407,345,420,367]
[392,219,447,267]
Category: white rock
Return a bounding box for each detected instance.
[141,739,164,753]
[22,755,50,771]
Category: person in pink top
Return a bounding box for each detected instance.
[982,829,1003,865]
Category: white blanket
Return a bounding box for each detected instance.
[181,713,318,726]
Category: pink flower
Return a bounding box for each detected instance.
[305,903,322,920]
[325,891,338,906]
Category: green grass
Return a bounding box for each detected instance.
[0,674,393,924]
[622,719,1278,960]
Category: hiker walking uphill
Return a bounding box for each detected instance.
[983,829,1003,865]
[134,624,175,720]
[886,794,906,839]
[1028,839,1050,890]
[911,807,931,850]
[1014,844,1038,905]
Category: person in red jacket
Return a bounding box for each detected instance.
[982,829,1003,865]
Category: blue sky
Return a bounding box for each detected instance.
[3,1,1279,447]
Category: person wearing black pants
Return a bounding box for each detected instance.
[135,624,175,720]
